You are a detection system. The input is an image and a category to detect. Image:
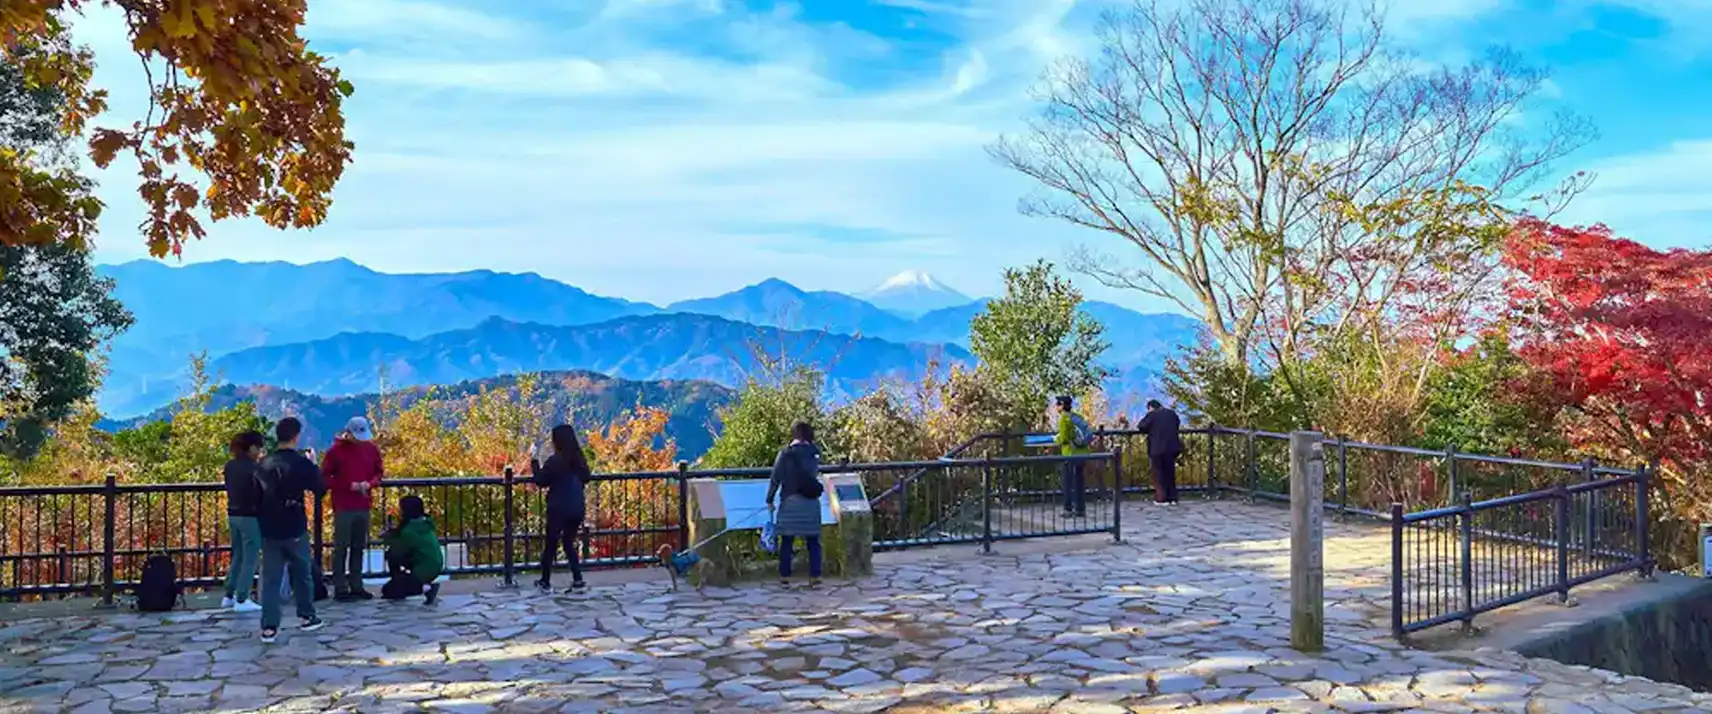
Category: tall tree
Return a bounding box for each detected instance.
[1,0,354,257]
[991,0,1591,368]
[969,260,1109,420]
[1504,219,1712,568]
[0,60,130,458]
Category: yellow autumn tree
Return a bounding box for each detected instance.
[2,0,353,256]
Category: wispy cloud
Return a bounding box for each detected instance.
[70,0,1712,311]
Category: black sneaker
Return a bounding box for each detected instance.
[260,628,278,644]
[568,581,588,595]
[352,590,374,601]
[334,592,357,603]
[534,580,552,595]
[300,616,327,632]
[424,583,441,606]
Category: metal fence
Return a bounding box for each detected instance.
[0,452,1119,602]
[1390,466,1653,638]
[920,426,1657,638]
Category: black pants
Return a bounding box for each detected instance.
[381,552,425,600]
[541,510,585,586]
[1151,453,1180,503]
[1060,460,1086,515]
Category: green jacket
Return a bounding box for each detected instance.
[1055,412,1092,456]
[384,517,444,581]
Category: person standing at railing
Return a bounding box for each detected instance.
[1135,399,1184,505]
[322,416,384,602]
[531,424,591,595]
[256,417,328,643]
[767,421,825,587]
[1054,396,1094,518]
[221,430,268,613]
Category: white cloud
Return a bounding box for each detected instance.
[1559,140,1712,249]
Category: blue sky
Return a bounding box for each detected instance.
[75,0,1712,311]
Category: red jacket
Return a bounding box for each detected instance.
[322,438,384,512]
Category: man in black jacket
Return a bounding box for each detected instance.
[255,417,328,642]
[1135,400,1184,504]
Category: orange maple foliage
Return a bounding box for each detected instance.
[1,0,353,256]
[584,404,678,474]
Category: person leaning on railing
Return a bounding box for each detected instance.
[1135,399,1184,505]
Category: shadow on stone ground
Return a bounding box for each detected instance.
[2,500,1707,713]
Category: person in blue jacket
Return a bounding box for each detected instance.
[531,424,593,594]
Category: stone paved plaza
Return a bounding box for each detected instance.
[3,500,1707,713]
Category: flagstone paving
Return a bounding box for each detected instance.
[3,500,1706,713]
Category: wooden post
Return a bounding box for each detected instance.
[1290,431,1325,652]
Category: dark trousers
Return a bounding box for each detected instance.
[540,510,585,586]
[331,510,370,595]
[1060,460,1086,514]
[381,552,425,600]
[1151,453,1180,503]
[778,535,822,578]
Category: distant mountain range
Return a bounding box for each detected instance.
[96,261,1201,419]
[100,371,735,460]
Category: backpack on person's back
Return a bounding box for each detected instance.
[1068,412,1095,448]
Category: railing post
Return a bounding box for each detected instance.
[56,547,69,589]
[1245,430,1258,498]
[1636,462,1653,579]
[99,473,117,608]
[1554,482,1572,605]
[1444,446,1457,508]
[200,542,212,584]
[1458,490,1475,633]
[1390,502,1405,641]
[676,462,691,551]
[980,461,993,555]
[1206,426,1217,492]
[312,492,326,577]
[1337,435,1349,516]
[1581,458,1597,560]
[1111,448,1123,543]
[501,466,517,589]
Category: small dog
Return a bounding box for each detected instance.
[656,544,708,593]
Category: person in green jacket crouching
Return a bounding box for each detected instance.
[382,495,444,605]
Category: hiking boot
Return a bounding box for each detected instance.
[300,616,327,632]
[424,583,441,606]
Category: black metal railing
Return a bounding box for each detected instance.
[0,452,1119,602]
[1390,466,1653,638]
[896,426,1657,637]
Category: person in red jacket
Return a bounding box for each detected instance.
[322,416,384,601]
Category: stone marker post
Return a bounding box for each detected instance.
[1290,431,1326,652]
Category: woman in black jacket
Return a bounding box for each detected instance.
[531,424,593,594]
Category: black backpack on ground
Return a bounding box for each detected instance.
[136,553,182,612]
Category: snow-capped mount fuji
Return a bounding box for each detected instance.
[858,270,974,317]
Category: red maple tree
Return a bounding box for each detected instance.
[1503,218,1711,562]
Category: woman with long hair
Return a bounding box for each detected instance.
[530,424,593,594]
[221,429,268,612]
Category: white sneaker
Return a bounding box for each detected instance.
[233,600,261,613]
[220,596,235,608]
